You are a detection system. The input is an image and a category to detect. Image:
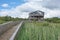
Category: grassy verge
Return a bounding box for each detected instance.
[15,22,60,40]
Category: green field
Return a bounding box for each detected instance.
[15,22,60,40]
[0,20,7,24]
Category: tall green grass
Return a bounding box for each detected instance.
[15,22,60,40]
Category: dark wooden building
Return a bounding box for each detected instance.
[29,10,44,21]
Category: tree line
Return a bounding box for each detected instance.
[0,16,24,21]
[45,17,60,23]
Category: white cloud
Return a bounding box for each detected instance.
[1,4,9,8]
[45,9,60,18]
[0,0,60,18]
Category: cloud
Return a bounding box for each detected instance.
[1,4,9,8]
[14,2,47,18]
[26,0,60,9]
[44,9,60,18]
[40,0,60,9]
[0,10,9,16]
[0,0,60,18]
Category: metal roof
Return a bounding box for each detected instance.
[29,10,44,16]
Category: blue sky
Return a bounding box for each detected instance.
[0,0,25,10]
[0,0,60,18]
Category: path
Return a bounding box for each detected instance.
[0,24,19,40]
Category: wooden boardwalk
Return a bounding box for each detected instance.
[0,21,23,40]
[0,24,18,40]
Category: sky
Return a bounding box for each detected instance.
[0,0,60,18]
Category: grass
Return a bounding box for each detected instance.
[15,22,60,40]
[0,20,7,24]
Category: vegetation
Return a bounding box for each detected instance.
[0,20,6,24]
[45,17,60,23]
[0,16,24,24]
[15,22,60,40]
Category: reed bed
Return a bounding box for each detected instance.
[15,22,60,40]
